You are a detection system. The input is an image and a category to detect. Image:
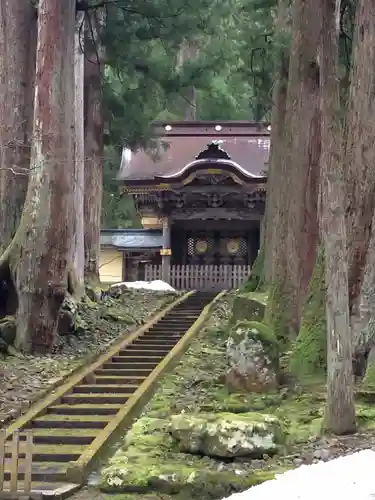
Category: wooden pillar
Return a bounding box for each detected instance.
[161,217,172,283]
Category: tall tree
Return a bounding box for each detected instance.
[0,0,76,353]
[0,0,36,251]
[344,0,375,352]
[268,0,321,342]
[73,11,85,293]
[264,0,289,284]
[84,9,105,284]
[320,0,356,434]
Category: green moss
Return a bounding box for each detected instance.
[230,293,268,325]
[230,320,279,364]
[355,402,375,429]
[265,277,295,348]
[100,416,284,498]
[289,248,326,377]
[203,387,283,413]
[100,308,136,324]
[242,246,265,292]
[362,359,375,390]
[248,292,269,306]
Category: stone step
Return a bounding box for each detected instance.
[124,345,172,353]
[72,384,138,394]
[29,418,108,430]
[33,413,113,425]
[4,443,85,462]
[0,481,81,498]
[3,460,68,483]
[148,324,190,337]
[46,404,122,416]
[142,331,184,337]
[139,337,182,344]
[116,349,170,356]
[145,329,187,335]
[93,375,146,385]
[19,429,98,446]
[130,339,177,347]
[61,393,131,405]
[150,321,193,327]
[110,355,163,363]
[97,366,155,375]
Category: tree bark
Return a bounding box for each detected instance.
[267,0,321,342]
[344,0,375,328]
[0,0,36,251]
[0,0,76,354]
[351,217,375,379]
[264,0,289,284]
[84,11,105,284]
[320,0,356,434]
[73,11,85,294]
[284,0,321,332]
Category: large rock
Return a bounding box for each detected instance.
[230,293,267,325]
[170,412,283,459]
[100,416,279,495]
[0,316,16,345]
[58,295,88,336]
[226,320,279,392]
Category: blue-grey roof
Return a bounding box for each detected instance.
[100,229,163,249]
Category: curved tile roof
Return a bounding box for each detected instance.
[118,121,270,181]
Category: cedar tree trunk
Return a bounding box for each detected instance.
[320,0,356,434]
[267,0,321,342]
[73,11,85,294]
[0,0,36,251]
[84,11,104,284]
[0,0,76,353]
[284,0,321,331]
[264,0,289,284]
[344,0,375,330]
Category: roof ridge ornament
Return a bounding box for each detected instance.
[195,141,231,161]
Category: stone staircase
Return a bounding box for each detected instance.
[1,292,217,498]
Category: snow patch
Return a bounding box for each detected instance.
[222,449,375,500]
[110,280,176,292]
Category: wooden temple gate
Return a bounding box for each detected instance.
[145,264,251,291]
[118,122,270,288]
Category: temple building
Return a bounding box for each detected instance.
[101,120,270,290]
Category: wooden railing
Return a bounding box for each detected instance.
[0,430,33,498]
[145,264,251,291]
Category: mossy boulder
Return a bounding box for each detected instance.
[170,412,283,458]
[0,315,16,345]
[85,284,103,302]
[57,295,89,336]
[230,292,267,325]
[226,320,279,392]
[289,248,326,377]
[100,416,280,497]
